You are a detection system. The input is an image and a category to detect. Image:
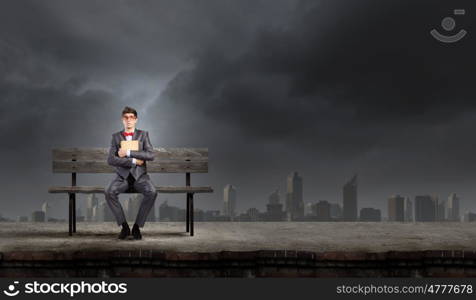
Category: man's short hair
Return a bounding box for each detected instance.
[122,106,137,117]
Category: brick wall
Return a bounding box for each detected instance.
[1,250,475,277]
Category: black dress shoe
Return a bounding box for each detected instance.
[118,222,130,240]
[132,224,142,240]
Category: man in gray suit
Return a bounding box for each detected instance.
[105,106,157,240]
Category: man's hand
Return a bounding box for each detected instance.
[118,148,127,158]
[135,159,144,166]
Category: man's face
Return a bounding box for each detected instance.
[122,113,137,130]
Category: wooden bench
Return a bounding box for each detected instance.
[48,147,213,237]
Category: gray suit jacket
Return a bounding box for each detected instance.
[107,129,155,180]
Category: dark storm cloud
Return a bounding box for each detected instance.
[0,0,298,84]
[160,0,476,158]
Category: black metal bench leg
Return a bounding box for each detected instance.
[68,193,73,236]
[72,194,76,233]
[186,193,190,232]
[190,193,194,236]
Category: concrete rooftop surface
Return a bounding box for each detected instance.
[1,221,476,253]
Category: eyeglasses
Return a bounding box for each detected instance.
[122,116,137,120]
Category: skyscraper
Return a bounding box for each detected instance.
[285,171,303,220]
[388,194,405,222]
[342,174,357,221]
[223,184,237,220]
[404,196,413,222]
[92,205,99,222]
[265,189,285,221]
[41,201,50,222]
[86,194,98,221]
[414,195,436,222]
[436,196,446,221]
[447,193,460,222]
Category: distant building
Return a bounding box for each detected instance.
[247,208,260,220]
[330,203,342,220]
[76,205,84,222]
[96,200,114,222]
[17,216,28,222]
[31,211,45,222]
[92,205,99,222]
[223,184,237,220]
[41,201,50,222]
[312,200,331,221]
[239,208,261,222]
[285,171,304,220]
[265,189,285,221]
[159,200,186,221]
[414,195,436,222]
[342,174,358,221]
[359,208,381,222]
[304,202,314,216]
[446,193,460,222]
[193,209,204,221]
[388,195,405,222]
[86,194,99,221]
[158,201,223,222]
[404,197,413,222]
[463,211,476,222]
[269,189,280,205]
[203,210,221,221]
[436,196,446,221]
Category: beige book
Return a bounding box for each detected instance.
[120,140,139,151]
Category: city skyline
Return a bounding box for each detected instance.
[4,170,472,223]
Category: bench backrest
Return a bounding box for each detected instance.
[52,148,208,173]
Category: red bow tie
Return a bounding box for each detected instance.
[122,132,134,137]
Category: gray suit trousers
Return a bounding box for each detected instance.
[105,173,157,227]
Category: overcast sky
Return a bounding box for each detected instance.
[0,0,475,219]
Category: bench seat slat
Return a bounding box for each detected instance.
[53,161,208,173]
[48,186,213,194]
